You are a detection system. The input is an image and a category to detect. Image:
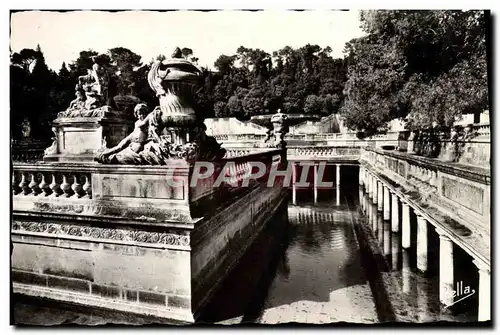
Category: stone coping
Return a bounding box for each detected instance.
[365,147,490,186]
[13,148,282,175]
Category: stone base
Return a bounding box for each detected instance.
[44,112,134,162]
[11,182,288,323]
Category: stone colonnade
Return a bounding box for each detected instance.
[359,166,490,322]
[291,162,341,206]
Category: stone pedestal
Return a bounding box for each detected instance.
[12,152,287,323]
[44,112,134,162]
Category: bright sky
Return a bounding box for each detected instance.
[10,10,365,71]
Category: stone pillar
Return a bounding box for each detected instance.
[383,186,390,221]
[473,260,491,322]
[373,179,379,204]
[367,173,372,197]
[313,163,318,204]
[391,192,399,233]
[391,232,400,271]
[292,162,297,205]
[336,164,341,206]
[383,221,391,256]
[402,249,411,293]
[416,214,428,273]
[402,202,411,249]
[359,188,364,212]
[377,182,383,212]
[371,203,378,234]
[359,166,364,186]
[436,228,454,306]
[377,215,384,243]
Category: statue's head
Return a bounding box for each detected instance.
[134,103,149,120]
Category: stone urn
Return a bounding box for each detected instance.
[270,109,289,150]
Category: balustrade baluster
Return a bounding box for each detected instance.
[39,173,51,196]
[28,173,41,196]
[49,173,62,197]
[61,174,73,198]
[83,175,92,198]
[12,173,19,195]
[71,174,83,198]
[18,173,30,195]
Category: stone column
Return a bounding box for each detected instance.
[336,164,341,206]
[383,221,391,256]
[473,260,491,322]
[383,186,390,221]
[372,203,378,234]
[377,215,384,243]
[359,188,364,212]
[402,202,411,249]
[367,173,372,197]
[436,228,454,306]
[402,249,411,293]
[391,232,400,271]
[359,166,364,186]
[292,162,297,205]
[391,192,399,233]
[416,214,428,273]
[313,163,318,204]
[373,179,379,204]
[377,182,383,212]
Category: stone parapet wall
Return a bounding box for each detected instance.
[360,147,490,267]
[11,148,287,323]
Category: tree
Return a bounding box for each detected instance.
[340,10,489,132]
[181,47,193,60]
[107,47,143,96]
[214,54,237,74]
[304,94,324,115]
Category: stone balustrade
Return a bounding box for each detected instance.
[287,146,361,162]
[11,148,287,323]
[361,147,490,267]
[13,164,93,199]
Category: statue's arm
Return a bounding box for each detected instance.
[101,135,132,156]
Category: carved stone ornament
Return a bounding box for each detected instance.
[57,54,120,118]
[95,48,226,165]
[12,220,190,247]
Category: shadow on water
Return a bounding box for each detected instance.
[197,201,291,324]
[199,165,376,323]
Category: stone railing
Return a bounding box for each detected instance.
[361,147,490,263]
[287,146,361,161]
[12,148,284,221]
[11,139,51,163]
[12,163,93,199]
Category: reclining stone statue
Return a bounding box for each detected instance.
[95,48,226,165]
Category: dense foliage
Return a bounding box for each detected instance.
[341,10,489,133]
[10,44,347,139]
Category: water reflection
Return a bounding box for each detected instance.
[359,186,477,323]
